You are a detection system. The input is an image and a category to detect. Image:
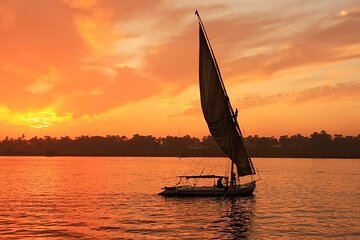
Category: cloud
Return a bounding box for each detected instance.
[25,80,53,94]
[74,9,120,56]
[141,5,286,95]
[60,0,97,9]
[143,25,197,93]
[58,66,160,117]
[235,81,360,109]
[24,68,60,94]
[225,12,360,81]
[143,2,360,97]
[0,2,16,29]
[169,81,360,119]
[0,0,359,137]
[0,0,164,116]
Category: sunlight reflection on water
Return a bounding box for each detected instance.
[0,157,359,239]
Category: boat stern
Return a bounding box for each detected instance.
[158,186,178,196]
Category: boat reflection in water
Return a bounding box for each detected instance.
[159,191,256,238]
[219,197,256,238]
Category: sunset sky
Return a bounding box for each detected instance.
[0,0,359,139]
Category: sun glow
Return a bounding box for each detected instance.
[15,109,72,129]
[0,107,73,129]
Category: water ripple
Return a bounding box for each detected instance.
[0,157,359,239]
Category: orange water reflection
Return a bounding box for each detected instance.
[0,157,359,239]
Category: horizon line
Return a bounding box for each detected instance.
[1,130,359,140]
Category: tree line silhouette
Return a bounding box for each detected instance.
[0,130,359,158]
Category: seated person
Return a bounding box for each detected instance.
[216,177,224,188]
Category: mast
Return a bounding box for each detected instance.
[195,10,255,177]
[230,161,235,186]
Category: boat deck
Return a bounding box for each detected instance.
[158,181,256,197]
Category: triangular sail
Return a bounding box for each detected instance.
[197,16,255,176]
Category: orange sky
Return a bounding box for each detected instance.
[0,0,359,138]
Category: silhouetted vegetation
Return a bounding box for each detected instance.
[0,130,359,158]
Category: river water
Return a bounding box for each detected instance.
[0,157,359,239]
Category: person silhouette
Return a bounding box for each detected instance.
[231,172,237,186]
[217,177,224,188]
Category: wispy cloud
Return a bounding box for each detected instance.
[169,81,360,119]
[235,81,360,109]
[225,14,360,81]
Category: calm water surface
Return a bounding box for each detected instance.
[0,157,359,239]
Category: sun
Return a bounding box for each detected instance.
[10,108,72,129]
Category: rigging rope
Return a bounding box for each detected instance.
[191,158,205,174]
[182,157,195,176]
[208,157,222,174]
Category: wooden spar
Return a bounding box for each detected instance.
[195,11,245,142]
[195,10,256,175]
[230,161,235,186]
[195,11,232,114]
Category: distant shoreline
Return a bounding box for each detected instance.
[1,131,359,159]
[0,154,359,159]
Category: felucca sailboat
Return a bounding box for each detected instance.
[159,11,258,197]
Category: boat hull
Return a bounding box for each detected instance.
[158,181,255,197]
